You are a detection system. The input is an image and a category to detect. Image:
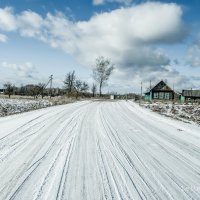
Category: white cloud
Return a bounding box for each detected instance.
[32,2,184,68]
[0,33,7,42]
[93,0,132,6]
[186,39,200,67]
[0,3,190,92]
[1,61,37,78]
[17,10,43,37]
[0,3,185,66]
[0,7,17,31]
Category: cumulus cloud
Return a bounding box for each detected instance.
[30,2,183,69]
[0,3,185,61]
[186,38,200,67]
[0,33,7,42]
[1,61,37,78]
[0,7,16,31]
[93,0,132,6]
[17,10,43,37]
[0,2,189,92]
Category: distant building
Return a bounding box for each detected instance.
[0,89,4,94]
[110,95,115,100]
[181,90,200,102]
[144,80,174,101]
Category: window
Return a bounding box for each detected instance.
[165,93,170,99]
[154,92,158,99]
[159,92,164,99]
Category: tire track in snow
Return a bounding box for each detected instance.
[0,101,200,200]
[0,102,88,200]
[7,110,83,200]
[98,105,152,200]
[99,101,200,199]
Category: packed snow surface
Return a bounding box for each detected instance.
[0,100,200,200]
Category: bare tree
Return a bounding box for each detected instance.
[4,82,14,98]
[38,83,46,98]
[72,80,89,99]
[19,84,26,96]
[29,85,40,99]
[81,82,89,93]
[64,71,76,97]
[91,83,97,97]
[64,70,89,98]
[93,56,114,97]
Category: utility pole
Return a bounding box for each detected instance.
[172,83,175,103]
[49,75,53,99]
[140,81,143,103]
[150,80,152,90]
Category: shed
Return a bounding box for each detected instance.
[182,90,200,101]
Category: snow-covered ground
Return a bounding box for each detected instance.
[140,101,200,125]
[0,98,52,117]
[0,100,200,199]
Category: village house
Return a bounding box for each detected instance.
[181,90,200,102]
[144,80,175,101]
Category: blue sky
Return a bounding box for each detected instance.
[0,0,200,93]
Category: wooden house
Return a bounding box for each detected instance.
[181,90,200,102]
[144,80,174,101]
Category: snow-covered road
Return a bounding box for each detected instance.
[0,100,200,200]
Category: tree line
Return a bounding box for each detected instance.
[2,83,59,99]
[2,56,114,99]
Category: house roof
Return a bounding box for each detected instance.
[182,90,200,97]
[145,80,173,94]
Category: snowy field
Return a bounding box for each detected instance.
[0,98,52,117]
[0,100,200,199]
[140,101,200,125]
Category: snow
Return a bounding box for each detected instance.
[0,98,52,117]
[0,100,200,199]
[140,101,200,124]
